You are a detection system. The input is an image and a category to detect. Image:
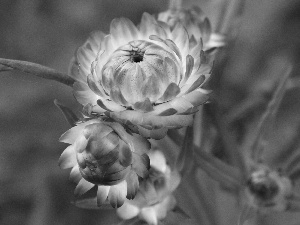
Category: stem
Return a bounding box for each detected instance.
[0,58,76,86]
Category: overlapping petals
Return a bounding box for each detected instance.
[117,150,181,225]
[158,6,226,50]
[58,119,151,208]
[69,12,212,139]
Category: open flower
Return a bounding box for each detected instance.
[117,150,181,225]
[158,5,225,51]
[58,119,150,208]
[70,12,212,139]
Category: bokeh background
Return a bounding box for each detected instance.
[1,0,300,224]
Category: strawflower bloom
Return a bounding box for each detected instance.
[158,5,225,51]
[245,165,293,213]
[58,118,151,208]
[117,150,181,225]
[70,12,212,139]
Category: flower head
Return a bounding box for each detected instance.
[158,5,225,50]
[70,12,212,139]
[58,119,151,208]
[245,165,293,213]
[117,150,181,225]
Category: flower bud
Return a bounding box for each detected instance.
[246,165,292,213]
[158,6,226,50]
[59,119,151,208]
[117,150,181,224]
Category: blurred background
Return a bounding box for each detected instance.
[1,0,300,224]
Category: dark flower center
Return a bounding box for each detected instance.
[130,50,144,63]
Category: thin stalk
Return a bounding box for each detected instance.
[0,58,76,86]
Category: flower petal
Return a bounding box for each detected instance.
[117,202,140,220]
[171,23,189,58]
[110,18,139,47]
[133,98,154,112]
[132,153,150,178]
[139,13,167,40]
[58,145,77,169]
[108,180,127,208]
[69,165,82,183]
[68,56,85,82]
[97,185,110,206]
[73,81,99,106]
[97,99,126,112]
[138,126,168,140]
[74,178,95,196]
[59,119,100,144]
[148,150,167,173]
[140,207,158,225]
[181,55,194,84]
[87,73,106,98]
[125,171,139,200]
[157,83,181,103]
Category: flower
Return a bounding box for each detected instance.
[245,165,293,213]
[117,150,181,225]
[158,5,225,51]
[69,12,212,139]
[58,118,151,208]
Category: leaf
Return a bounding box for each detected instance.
[0,58,75,86]
[246,63,292,162]
[54,99,79,127]
[175,126,194,177]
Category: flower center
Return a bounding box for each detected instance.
[130,49,144,63]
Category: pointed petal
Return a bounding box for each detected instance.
[148,150,167,173]
[172,23,189,57]
[184,75,206,94]
[68,55,85,82]
[157,108,177,116]
[117,202,140,220]
[73,81,99,106]
[138,126,168,140]
[69,165,82,183]
[181,89,210,108]
[97,99,126,112]
[125,171,139,200]
[133,98,154,112]
[132,153,150,178]
[59,119,100,144]
[110,88,129,107]
[157,83,180,103]
[149,35,181,61]
[140,207,158,225]
[87,73,106,98]
[110,18,139,47]
[139,13,167,39]
[54,99,79,127]
[164,56,181,84]
[74,178,95,196]
[58,145,77,169]
[97,185,110,206]
[118,140,133,167]
[108,180,127,208]
[182,55,194,84]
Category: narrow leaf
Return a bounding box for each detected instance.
[54,99,79,127]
